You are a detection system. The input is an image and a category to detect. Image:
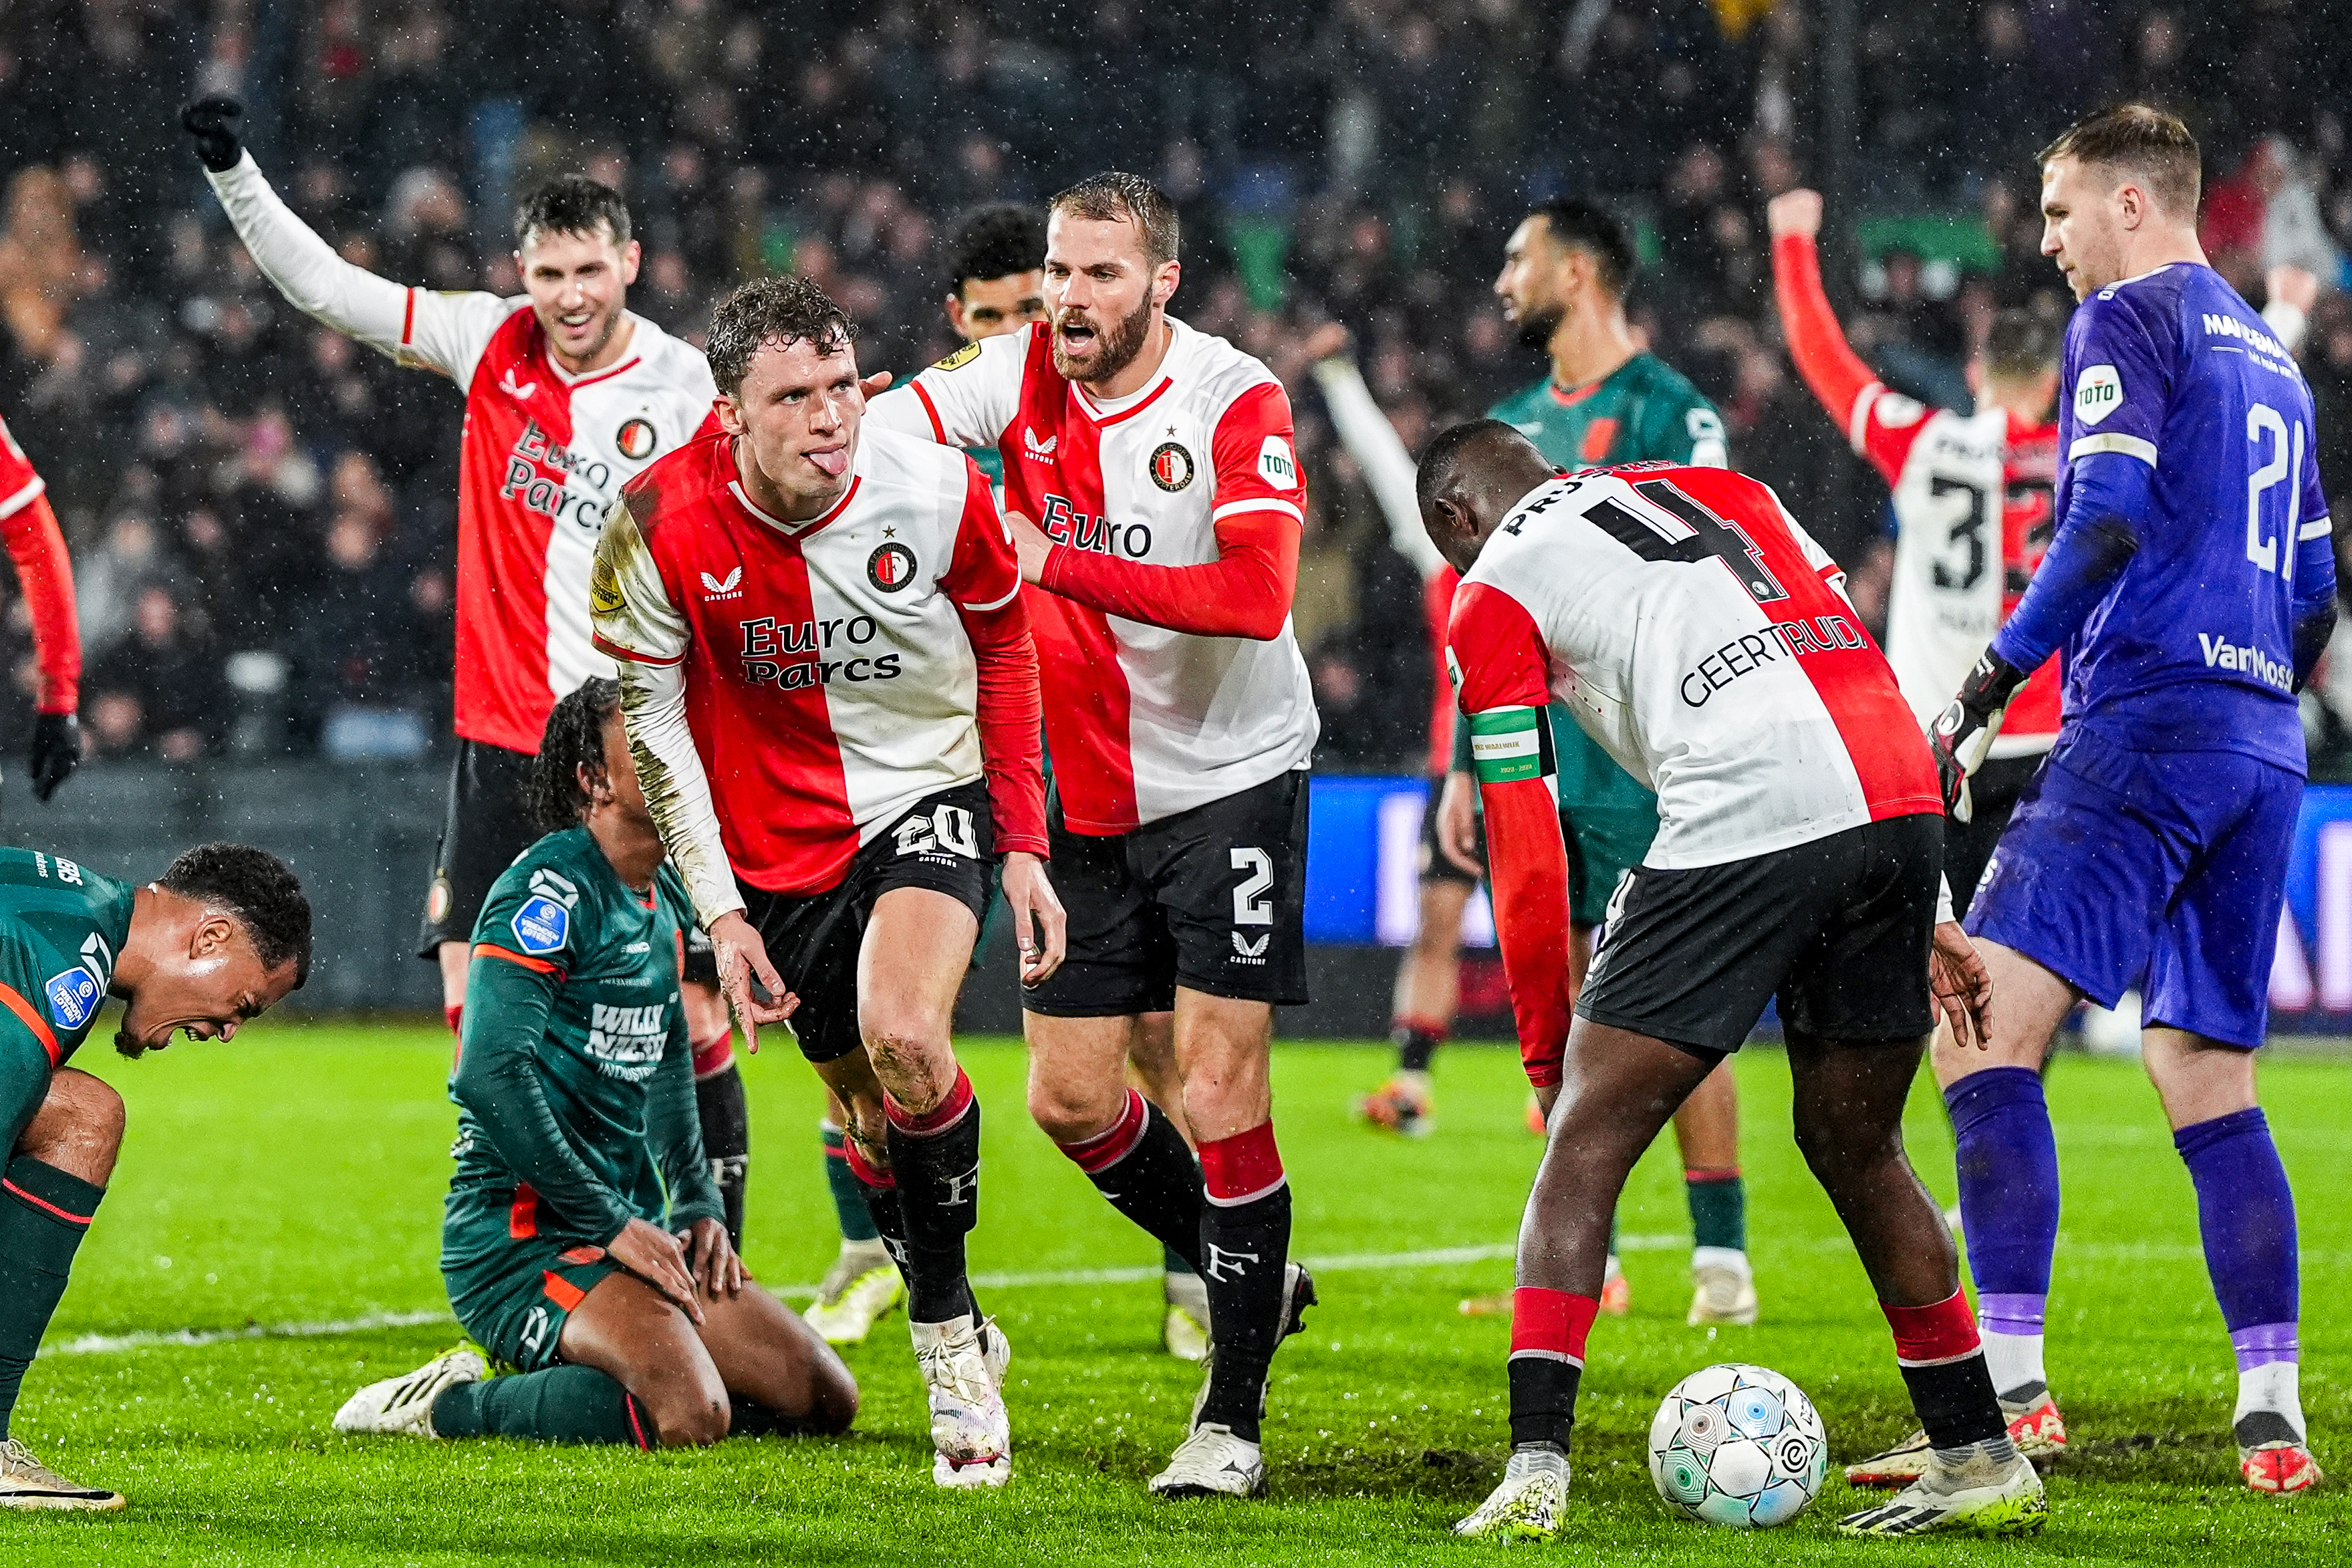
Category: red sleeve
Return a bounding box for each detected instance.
[1772,233,1932,487]
[1424,566,1460,777]
[1450,583,1572,1087]
[942,459,1045,857]
[1035,382,1303,640]
[0,492,79,714]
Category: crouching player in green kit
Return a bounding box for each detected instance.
[334,679,856,1448]
[2,841,312,1510]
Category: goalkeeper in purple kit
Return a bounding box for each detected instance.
[1869,105,2333,1497]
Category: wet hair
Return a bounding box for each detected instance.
[1531,198,1638,299]
[512,174,633,252]
[706,275,858,398]
[1416,418,1527,520]
[946,205,1047,296]
[1984,305,2063,380]
[1049,172,1180,269]
[2039,104,2201,219]
[157,843,312,987]
[529,676,622,832]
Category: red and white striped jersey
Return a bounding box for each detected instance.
[869,317,1319,833]
[204,154,717,756]
[0,413,40,522]
[1449,464,1942,870]
[589,424,1046,926]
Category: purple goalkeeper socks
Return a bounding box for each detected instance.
[1944,1067,2061,1300]
[2174,1107,2298,1339]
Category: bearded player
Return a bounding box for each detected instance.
[0,414,82,809]
[593,277,1061,1489]
[178,98,768,1257]
[871,173,1318,1499]
[1,843,309,1510]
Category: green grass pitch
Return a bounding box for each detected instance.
[4,1023,2347,1564]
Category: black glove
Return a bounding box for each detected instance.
[180,97,245,173]
[27,711,80,803]
[1928,651,2027,823]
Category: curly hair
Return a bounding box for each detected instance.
[528,676,623,833]
[946,204,1046,297]
[156,843,312,987]
[706,275,858,397]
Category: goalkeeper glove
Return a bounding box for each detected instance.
[180,98,245,173]
[27,711,79,803]
[1929,651,2026,823]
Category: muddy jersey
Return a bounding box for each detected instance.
[204,154,717,755]
[1450,465,1941,870]
[870,318,1318,833]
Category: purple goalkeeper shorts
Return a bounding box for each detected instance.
[1964,724,2300,1049]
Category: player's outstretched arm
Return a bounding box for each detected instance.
[1768,190,1918,486]
[1311,340,1444,577]
[0,485,82,800]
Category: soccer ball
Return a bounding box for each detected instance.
[1647,1363,1828,1528]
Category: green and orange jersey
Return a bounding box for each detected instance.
[450,827,720,1247]
[0,847,137,1076]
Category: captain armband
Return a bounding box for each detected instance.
[1468,706,1554,786]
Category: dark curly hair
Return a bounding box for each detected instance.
[528,677,622,833]
[946,204,1046,297]
[706,275,858,397]
[156,843,312,987]
[513,174,632,251]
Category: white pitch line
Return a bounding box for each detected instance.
[51,1309,456,1357]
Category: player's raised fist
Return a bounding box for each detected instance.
[179,98,245,172]
[27,711,80,802]
[1767,189,1823,241]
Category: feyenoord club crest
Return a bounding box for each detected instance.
[868,541,918,592]
[615,417,657,460]
[1149,440,1194,493]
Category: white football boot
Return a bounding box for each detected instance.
[332,1345,487,1437]
[0,1438,125,1511]
[1148,1422,1267,1498]
[801,1239,902,1345]
[1453,1446,1569,1541]
[1164,1269,1210,1363]
[912,1315,1011,1488]
[1838,1443,2047,1537]
[1686,1252,1759,1327]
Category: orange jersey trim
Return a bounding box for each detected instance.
[472,942,563,975]
[0,981,61,1066]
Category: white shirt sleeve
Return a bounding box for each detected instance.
[205,152,517,389]
[866,330,1027,448]
[1312,356,1444,577]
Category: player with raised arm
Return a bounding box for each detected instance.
[178,96,772,1269]
[1769,190,2063,915]
[1421,200,1752,1330]
[1914,106,2335,1497]
[1420,424,2043,1542]
[593,277,1059,1490]
[332,680,857,1453]
[0,843,309,1510]
[0,414,82,807]
[869,173,1319,1499]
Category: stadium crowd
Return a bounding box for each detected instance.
[3,0,2352,771]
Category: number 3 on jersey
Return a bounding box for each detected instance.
[2245,402,2306,579]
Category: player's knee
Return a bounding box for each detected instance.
[1027,1075,1121,1144]
[809,1362,860,1435]
[650,1389,731,1448]
[19,1069,126,1180]
[860,1021,952,1101]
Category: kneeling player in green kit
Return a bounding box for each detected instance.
[334,679,857,1448]
[1,841,312,1510]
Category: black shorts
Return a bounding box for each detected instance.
[681,920,717,986]
[418,741,539,959]
[1025,769,1310,1017]
[1576,814,1942,1057]
[738,781,996,1065]
[1418,777,1484,888]
[1944,752,2043,924]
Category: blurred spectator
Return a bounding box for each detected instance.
[84,585,227,762]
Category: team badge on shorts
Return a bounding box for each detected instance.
[868,542,918,592]
[511,896,570,956]
[43,966,100,1030]
[426,874,453,926]
[1149,441,1194,492]
[615,418,658,460]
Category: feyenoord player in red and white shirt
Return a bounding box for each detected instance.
[180,98,769,1255]
[1769,189,2063,914]
[870,174,1318,1500]
[1419,424,2041,1541]
[0,412,83,803]
[592,277,1062,1490]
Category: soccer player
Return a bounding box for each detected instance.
[869,173,1319,1499]
[1422,424,2044,1541]
[1,843,311,1509]
[1416,199,1752,1329]
[332,680,858,1451]
[1769,189,2063,914]
[178,98,767,1267]
[0,413,82,806]
[592,277,1059,1490]
[1919,106,2335,1496]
